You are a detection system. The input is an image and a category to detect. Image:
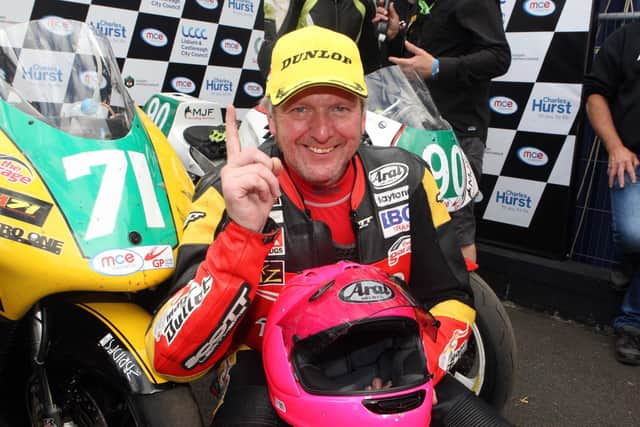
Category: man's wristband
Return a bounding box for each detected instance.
[432,58,439,79]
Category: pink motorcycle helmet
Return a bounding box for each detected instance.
[262,261,438,427]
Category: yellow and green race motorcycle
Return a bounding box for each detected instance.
[0,18,202,426]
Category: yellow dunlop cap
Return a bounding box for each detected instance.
[266,25,368,106]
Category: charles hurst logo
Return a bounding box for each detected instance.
[141,28,168,47]
[368,163,409,190]
[91,20,127,39]
[523,0,556,16]
[489,96,518,115]
[22,64,63,83]
[517,147,548,166]
[496,190,532,209]
[531,96,573,115]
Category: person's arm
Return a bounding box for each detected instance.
[410,165,475,385]
[586,94,638,188]
[145,107,282,382]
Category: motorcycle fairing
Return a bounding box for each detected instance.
[0,102,178,258]
[71,301,169,391]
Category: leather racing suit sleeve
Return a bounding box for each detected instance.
[414,166,476,385]
[145,183,279,383]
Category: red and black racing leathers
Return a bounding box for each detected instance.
[146,140,476,385]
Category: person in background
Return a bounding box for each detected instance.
[584,22,640,366]
[258,0,400,75]
[387,0,511,264]
[146,26,478,425]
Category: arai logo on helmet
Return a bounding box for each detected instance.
[39,16,74,36]
[90,248,144,276]
[243,81,264,97]
[141,28,168,47]
[196,0,219,9]
[517,146,548,166]
[523,0,556,16]
[489,96,518,115]
[221,38,243,55]
[368,163,409,190]
[171,76,196,94]
[339,280,395,303]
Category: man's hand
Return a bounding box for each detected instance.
[220,105,282,233]
[608,145,639,189]
[372,0,400,41]
[388,40,436,79]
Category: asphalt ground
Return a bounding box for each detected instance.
[192,303,640,426]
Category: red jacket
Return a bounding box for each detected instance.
[146,141,476,384]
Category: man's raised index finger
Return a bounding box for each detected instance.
[225,105,241,159]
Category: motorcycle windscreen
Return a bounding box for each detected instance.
[0,18,134,141]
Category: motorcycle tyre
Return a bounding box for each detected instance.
[453,272,517,412]
[210,385,288,427]
[43,363,203,427]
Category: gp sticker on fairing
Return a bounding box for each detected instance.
[339,280,395,303]
[153,276,213,345]
[368,162,409,190]
[182,284,251,370]
[378,203,410,238]
[90,245,175,276]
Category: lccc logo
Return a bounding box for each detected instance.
[182,26,207,40]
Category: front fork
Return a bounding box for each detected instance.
[26,304,64,427]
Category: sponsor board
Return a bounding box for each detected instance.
[482,176,546,228]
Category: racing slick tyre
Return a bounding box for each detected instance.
[211,385,288,427]
[27,364,203,427]
[450,272,517,412]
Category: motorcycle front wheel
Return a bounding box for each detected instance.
[450,272,517,412]
[28,364,203,427]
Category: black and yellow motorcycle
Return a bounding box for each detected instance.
[0,18,202,426]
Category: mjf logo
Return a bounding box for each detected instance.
[531,96,572,114]
[91,249,144,276]
[496,190,532,209]
[221,39,243,55]
[171,76,196,94]
[141,28,168,47]
[489,96,518,115]
[182,26,207,40]
[517,147,548,166]
[523,0,556,17]
[339,280,395,303]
